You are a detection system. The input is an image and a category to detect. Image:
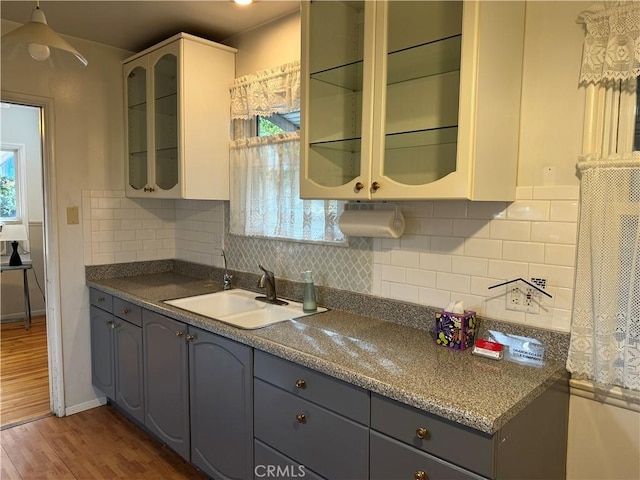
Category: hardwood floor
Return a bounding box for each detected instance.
[1,316,51,428]
[1,404,207,479]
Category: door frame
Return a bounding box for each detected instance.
[2,90,65,417]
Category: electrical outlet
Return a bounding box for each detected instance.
[506,285,540,313]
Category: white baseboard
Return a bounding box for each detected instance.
[1,309,47,322]
[65,397,107,416]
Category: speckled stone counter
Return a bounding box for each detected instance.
[86,267,568,435]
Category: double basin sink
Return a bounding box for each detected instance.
[164,288,326,329]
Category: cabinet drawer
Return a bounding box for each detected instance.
[371,394,494,477]
[113,297,142,327]
[370,431,486,480]
[254,439,326,480]
[254,378,368,480]
[90,288,112,312]
[254,350,369,424]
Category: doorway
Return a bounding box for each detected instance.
[0,95,64,426]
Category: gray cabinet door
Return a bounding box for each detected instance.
[90,306,115,399]
[189,327,253,480]
[114,319,144,423]
[142,309,190,460]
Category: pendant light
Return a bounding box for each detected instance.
[1,1,88,67]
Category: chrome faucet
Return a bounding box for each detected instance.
[257,265,288,305]
[221,250,232,290]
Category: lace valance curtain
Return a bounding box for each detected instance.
[578,1,640,84]
[229,62,344,243]
[230,61,300,119]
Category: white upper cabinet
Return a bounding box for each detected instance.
[300,1,525,201]
[123,33,236,199]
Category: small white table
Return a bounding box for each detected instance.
[0,262,33,330]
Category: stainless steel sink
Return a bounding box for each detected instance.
[164,288,326,329]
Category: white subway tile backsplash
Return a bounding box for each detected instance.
[544,244,577,266]
[136,230,157,241]
[114,230,136,242]
[400,201,433,218]
[451,256,488,277]
[115,251,137,263]
[433,200,467,218]
[502,241,545,263]
[91,231,114,243]
[515,186,534,200]
[490,220,531,241]
[381,265,405,283]
[399,234,430,252]
[388,282,419,303]
[488,259,529,280]
[436,272,471,294]
[430,236,465,255]
[506,201,550,221]
[421,218,453,236]
[471,276,501,297]
[418,287,451,309]
[452,219,491,238]
[420,252,452,272]
[467,202,507,219]
[550,201,579,222]
[531,222,577,244]
[390,250,420,268]
[529,264,575,288]
[464,238,502,259]
[406,268,436,288]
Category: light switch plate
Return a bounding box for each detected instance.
[67,206,79,225]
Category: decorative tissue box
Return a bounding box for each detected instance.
[435,310,477,350]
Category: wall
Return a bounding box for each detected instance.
[1,102,46,318]
[1,18,132,410]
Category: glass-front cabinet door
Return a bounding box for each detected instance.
[152,49,179,194]
[301,1,524,201]
[374,1,463,197]
[125,59,149,193]
[301,1,376,197]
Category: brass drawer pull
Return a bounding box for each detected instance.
[97,297,105,302]
[416,427,429,439]
[186,334,196,342]
[414,471,427,480]
[176,331,184,337]
[295,414,306,424]
[295,379,306,389]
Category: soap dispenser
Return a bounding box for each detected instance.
[302,270,317,313]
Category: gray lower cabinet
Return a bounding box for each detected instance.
[254,439,326,480]
[142,309,190,460]
[370,430,485,480]
[90,290,144,423]
[189,327,253,480]
[254,351,369,480]
[90,305,115,398]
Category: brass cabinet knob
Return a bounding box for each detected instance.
[186,334,196,342]
[111,322,120,329]
[416,427,429,439]
[143,186,155,192]
[371,181,381,192]
[295,379,306,389]
[121,309,130,315]
[97,297,105,302]
[176,331,184,337]
[355,182,364,192]
[106,320,113,326]
[414,471,427,480]
[295,413,306,424]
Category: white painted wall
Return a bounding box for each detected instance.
[1,19,132,410]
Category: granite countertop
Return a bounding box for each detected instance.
[87,271,568,435]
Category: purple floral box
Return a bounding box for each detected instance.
[435,310,477,350]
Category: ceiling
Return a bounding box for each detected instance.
[0,1,301,53]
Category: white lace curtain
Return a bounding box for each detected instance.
[567,154,640,392]
[229,62,344,243]
[578,1,640,84]
[568,1,640,393]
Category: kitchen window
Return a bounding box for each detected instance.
[229,62,345,244]
[0,144,25,223]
